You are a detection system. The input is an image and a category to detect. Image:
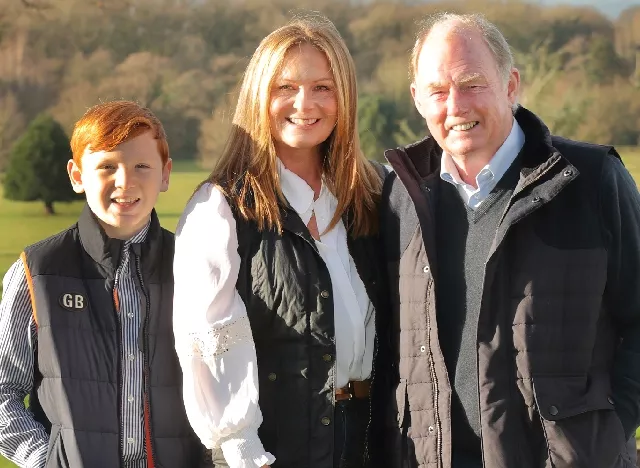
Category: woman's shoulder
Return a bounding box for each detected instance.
[177,182,236,237]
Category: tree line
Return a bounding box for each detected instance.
[0,0,638,171]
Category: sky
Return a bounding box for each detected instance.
[531,0,638,18]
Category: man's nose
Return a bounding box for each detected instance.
[447,86,468,115]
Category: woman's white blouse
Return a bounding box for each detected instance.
[173,162,375,467]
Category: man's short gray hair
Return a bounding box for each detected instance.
[410,13,515,86]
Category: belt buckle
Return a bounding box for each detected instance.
[347,381,355,400]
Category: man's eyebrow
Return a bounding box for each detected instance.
[456,73,484,85]
[425,80,447,90]
[425,74,485,89]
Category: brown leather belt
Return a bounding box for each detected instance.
[335,379,371,401]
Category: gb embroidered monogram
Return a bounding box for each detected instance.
[59,293,86,312]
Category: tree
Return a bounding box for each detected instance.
[197,96,235,170]
[0,92,25,171]
[358,94,400,162]
[3,114,75,214]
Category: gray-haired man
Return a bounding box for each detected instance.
[378,12,640,468]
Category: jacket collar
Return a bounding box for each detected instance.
[385,106,559,182]
[77,204,163,276]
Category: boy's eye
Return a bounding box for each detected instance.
[100,164,116,170]
[136,164,151,169]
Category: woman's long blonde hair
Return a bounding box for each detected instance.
[206,14,381,237]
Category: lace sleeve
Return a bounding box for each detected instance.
[186,315,253,359]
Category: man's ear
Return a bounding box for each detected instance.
[67,159,85,193]
[507,67,521,107]
[160,158,172,192]
[410,82,427,120]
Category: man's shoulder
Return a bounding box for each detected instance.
[551,135,620,182]
[552,135,616,155]
[551,135,619,166]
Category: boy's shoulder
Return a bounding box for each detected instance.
[23,223,80,275]
[159,226,174,239]
[158,225,175,252]
[24,223,79,258]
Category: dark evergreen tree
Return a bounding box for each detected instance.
[3,114,75,214]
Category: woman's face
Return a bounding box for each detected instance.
[269,42,338,158]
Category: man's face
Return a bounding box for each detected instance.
[411,25,519,163]
[67,131,172,240]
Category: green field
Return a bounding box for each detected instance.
[0,151,639,467]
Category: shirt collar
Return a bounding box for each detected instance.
[277,158,325,219]
[125,220,150,248]
[440,118,525,191]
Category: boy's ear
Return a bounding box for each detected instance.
[161,158,172,192]
[67,159,85,193]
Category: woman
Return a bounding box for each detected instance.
[173,15,387,468]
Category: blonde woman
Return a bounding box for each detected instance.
[173,15,388,468]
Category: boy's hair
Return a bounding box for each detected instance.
[70,100,169,168]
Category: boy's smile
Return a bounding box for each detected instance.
[67,131,172,240]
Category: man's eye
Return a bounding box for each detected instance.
[136,164,151,169]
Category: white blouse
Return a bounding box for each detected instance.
[173,161,375,468]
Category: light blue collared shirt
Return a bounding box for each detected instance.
[440,119,525,209]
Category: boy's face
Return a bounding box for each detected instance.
[67,131,172,240]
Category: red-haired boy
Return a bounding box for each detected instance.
[0,101,208,468]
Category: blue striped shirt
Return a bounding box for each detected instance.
[0,223,149,468]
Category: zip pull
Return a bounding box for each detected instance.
[113,271,121,313]
[113,287,120,313]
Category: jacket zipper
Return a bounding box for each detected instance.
[425,279,443,466]
[112,275,125,468]
[134,255,157,468]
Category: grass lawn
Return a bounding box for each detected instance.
[0,151,639,467]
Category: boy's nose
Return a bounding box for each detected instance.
[114,167,133,189]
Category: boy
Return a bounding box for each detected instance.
[0,101,208,467]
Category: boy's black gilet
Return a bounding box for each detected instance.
[22,205,203,468]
